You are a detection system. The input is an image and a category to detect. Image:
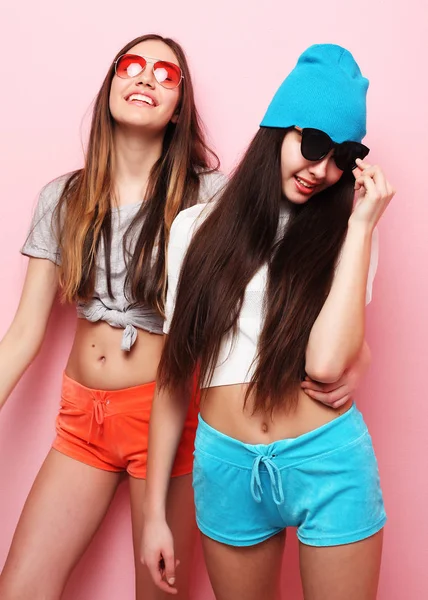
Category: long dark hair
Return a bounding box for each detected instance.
[56,34,219,314]
[159,127,355,413]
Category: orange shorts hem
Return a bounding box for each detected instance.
[51,442,123,473]
[53,373,198,479]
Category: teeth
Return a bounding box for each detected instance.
[128,94,154,105]
[296,176,314,188]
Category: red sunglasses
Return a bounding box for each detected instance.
[114,54,184,90]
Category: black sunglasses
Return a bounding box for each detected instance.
[294,127,370,172]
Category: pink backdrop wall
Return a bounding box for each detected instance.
[0,1,426,598]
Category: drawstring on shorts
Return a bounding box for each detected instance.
[250,454,284,506]
[88,392,110,444]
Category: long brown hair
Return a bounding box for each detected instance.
[159,127,355,413]
[56,34,218,312]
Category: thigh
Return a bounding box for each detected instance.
[202,531,286,600]
[299,530,383,600]
[129,473,196,600]
[0,448,120,600]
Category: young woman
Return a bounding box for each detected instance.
[142,44,394,599]
[0,34,226,600]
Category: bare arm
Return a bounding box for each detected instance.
[141,361,190,594]
[305,160,395,383]
[141,207,200,594]
[0,257,59,409]
[305,220,372,382]
[145,371,189,519]
[302,339,371,408]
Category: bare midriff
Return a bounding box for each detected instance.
[65,319,164,390]
[200,384,353,444]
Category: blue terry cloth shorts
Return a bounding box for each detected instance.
[193,404,386,547]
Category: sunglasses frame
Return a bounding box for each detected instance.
[294,126,369,171]
[114,53,184,89]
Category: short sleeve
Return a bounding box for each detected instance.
[163,204,210,334]
[20,177,67,265]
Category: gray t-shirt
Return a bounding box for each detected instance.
[21,171,227,350]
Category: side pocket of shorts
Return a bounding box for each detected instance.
[55,394,89,437]
[294,431,386,545]
[192,448,237,522]
[192,448,208,510]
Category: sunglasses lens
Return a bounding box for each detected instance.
[335,143,370,171]
[301,129,332,161]
[153,61,182,89]
[116,55,146,79]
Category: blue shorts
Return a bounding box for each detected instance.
[193,404,386,547]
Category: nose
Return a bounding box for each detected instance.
[307,153,332,179]
[136,63,156,88]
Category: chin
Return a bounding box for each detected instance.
[117,116,162,132]
[283,186,312,205]
[283,179,320,205]
[288,196,311,205]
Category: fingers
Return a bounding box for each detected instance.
[301,376,354,408]
[145,552,178,595]
[354,158,395,198]
[353,166,362,190]
[303,388,351,408]
[146,558,178,595]
[354,172,378,198]
[352,166,362,179]
[162,551,177,588]
[302,384,349,406]
[355,158,370,169]
[355,161,388,196]
[386,180,396,196]
[354,159,373,192]
[331,394,351,409]
[301,376,345,394]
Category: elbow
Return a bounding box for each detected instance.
[7,321,45,361]
[27,337,44,362]
[305,351,347,384]
[305,335,365,384]
[305,364,346,384]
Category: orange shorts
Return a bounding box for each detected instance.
[53,373,198,479]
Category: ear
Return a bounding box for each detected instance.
[170,111,179,124]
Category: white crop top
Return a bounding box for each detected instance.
[164,202,379,388]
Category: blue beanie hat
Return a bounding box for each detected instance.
[260,44,369,143]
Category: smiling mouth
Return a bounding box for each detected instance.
[294,176,317,189]
[126,93,157,107]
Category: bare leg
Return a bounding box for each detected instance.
[129,473,196,600]
[201,531,286,600]
[0,449,120,600]
[299,530,383,600]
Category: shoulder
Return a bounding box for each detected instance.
[170,202,215,248]
[197,170,228,203]
[37,172,75,210]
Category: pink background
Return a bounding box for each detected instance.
[0,1,426,598]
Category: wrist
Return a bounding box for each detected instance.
[143,499,167,521]
[348,213,375,236]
